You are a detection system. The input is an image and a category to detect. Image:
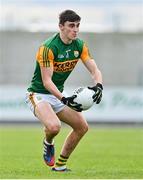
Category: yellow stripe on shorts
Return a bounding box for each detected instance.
[29,93,36,115]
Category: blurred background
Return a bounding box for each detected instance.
[0,0,143,123]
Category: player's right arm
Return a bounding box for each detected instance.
[36,45,82,111]
[41,66,63,100]
[36,45,63,100]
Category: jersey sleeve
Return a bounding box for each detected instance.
[80,43,92,62]
[36,45,54,67]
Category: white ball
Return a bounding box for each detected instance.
[73,87,94,111]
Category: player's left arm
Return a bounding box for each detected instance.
[83,59,103,85]
[80,43,103,104]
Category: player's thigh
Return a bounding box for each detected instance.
[57,106,88,131]
[35,101,61,130]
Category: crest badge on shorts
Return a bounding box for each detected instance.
[74,51,79,58]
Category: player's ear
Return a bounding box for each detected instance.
[59,24,64,31]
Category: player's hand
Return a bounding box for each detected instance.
[61,95,83,112]
[88,83,103,104]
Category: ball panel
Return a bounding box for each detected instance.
[73,87,94,110]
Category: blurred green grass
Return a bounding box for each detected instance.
[0,126,143,179]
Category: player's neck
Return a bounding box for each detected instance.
[59,33,72,45]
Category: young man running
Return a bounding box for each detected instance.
[26,9,103,171]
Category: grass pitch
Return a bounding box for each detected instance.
[0,125,143,179]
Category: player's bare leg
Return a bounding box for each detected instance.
[57,106,88,156]
[35,102,61,142]
[52,106,88,171]
[35,102,61,166]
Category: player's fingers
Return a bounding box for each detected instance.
[72,106,83,112]
[88,86,92,90]
[77,108,83,112]
[71,95,77,101]
[69,102,82,108]
[96,94,102,104]
[93,94,99,102]
[92,89,100,99]
[72,95,77,98]
[92,93,98,99]
[76,106,83,112]
[75,103,82,108]
[93,92,102,102]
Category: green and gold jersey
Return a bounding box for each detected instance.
[27,33,92,94]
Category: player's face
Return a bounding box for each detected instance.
[59,21,80,40]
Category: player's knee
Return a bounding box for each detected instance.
[50,124,61,135]
[45,123,61,136]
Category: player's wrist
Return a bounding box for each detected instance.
[88,83,103,92]
[96,83,103,90]
[61,96,66,104]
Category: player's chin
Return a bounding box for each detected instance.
[71,36,77,40]
[70,34,78,40]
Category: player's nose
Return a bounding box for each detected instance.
[74,26,79,32]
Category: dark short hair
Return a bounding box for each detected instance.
[59,10,81,25]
